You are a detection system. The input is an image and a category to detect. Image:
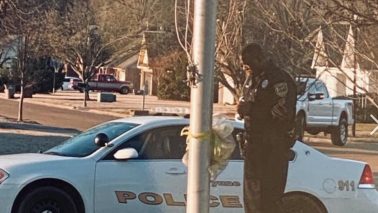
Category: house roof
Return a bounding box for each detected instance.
[137,31,179,68]
[313,24,378,70]
[116,54,138,70]
[102,39,140,70]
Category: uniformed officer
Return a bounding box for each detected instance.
[237,43,297,213]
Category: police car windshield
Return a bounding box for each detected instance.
[45,122,138,157]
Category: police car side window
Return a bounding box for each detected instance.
[230,128,243,160]
[151,126,187,159]
[103,125,187,160]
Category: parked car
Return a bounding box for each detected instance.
[73,74,133,94]
[295,77,354,146]
[0,116,376,213]
[62,76,81,90]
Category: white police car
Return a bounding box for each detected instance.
[0,116,377,213]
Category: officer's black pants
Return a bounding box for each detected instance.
[243,135,289,213]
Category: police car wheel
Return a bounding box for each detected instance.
[17,186,78,213]
[331,117,348,146]
[282,194,327,213]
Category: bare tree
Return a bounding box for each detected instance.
[247,0,378,120]
[215,0,377,103]
[0,0,54,121]
[46,0,111,107]
[215,0,247,102]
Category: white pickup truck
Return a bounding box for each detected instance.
[295,77,354,146]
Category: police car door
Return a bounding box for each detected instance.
[208,128,244,212]
[94,125,188,213]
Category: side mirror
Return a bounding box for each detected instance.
[114,148,139,160]
[308,92,324,101]
[94,133,109,147]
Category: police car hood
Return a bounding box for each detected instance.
[0,153,75,171]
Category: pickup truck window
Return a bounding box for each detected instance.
[296,82,307,96]
[315,82,329,98]
[98,75,105,82]
[106,75,116,82]
[308,83,316,94]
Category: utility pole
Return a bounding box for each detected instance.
[187,0,217,212]
[352,15,358,137]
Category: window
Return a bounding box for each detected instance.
[103,126,244,161]
[318,83,329,98]
[98,75,105,82]
[308,83,316,94]
[104,125,187,160]
[106,75,116,82]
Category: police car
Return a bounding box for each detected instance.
[0,116,377,213]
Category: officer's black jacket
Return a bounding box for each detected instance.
[244,64,297,147]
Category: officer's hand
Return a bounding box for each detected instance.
[271,98,288,120]
[237,99,249,118]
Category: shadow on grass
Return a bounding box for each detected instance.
[0,133,70,155]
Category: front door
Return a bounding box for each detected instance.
[94,125,188,213]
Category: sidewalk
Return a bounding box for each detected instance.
[1,91,236,118]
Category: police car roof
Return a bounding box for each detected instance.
[111,116,188,126]
[108,116,244,129]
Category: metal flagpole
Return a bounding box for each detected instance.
[187,0,218,212]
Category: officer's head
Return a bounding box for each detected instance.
[241,43,268,75]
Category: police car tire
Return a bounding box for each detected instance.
[16,186,78,213]
[282,194,327,213]
[331,117,348,146]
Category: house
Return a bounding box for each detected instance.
[217,75,236,105]
[136,31,178,96]
[99,53,141,92]
[218,25,378,105]
[313,26,378,97]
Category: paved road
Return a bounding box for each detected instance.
[0,98,118,131]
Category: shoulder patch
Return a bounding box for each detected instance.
[274,82,288,97]
[261,80,269,88]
